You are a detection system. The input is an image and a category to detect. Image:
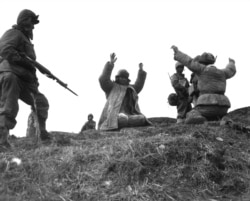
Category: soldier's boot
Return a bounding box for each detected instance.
[40,130,52,142]
[185,109,206,124]
[0,127,12,151]
[38,119,52,142]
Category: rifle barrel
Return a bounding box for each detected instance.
[66,87,78,96]
[25,55,78,96]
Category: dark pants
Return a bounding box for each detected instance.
[0,72,49,131]
[196,105,229,121]
[176,96,192,119]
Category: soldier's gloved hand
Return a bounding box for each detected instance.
[110,53,117,65]
[19,52,27,58]
[229,58,235,64]
[9,53,34,70]
[171,45,179,53]
[139,63,143,70]
[46,74,55,79]
[8,52,22,63]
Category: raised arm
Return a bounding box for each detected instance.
[99,53,117,94]
[221,58,236,79]
[171,45,206,74]
[132,63,147,94]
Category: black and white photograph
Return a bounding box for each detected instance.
[0,0,250,200]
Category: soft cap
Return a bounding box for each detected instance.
[116,69,130,81]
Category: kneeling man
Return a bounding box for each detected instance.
[98,53,151,131]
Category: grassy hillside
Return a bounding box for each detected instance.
[1,108,250,201]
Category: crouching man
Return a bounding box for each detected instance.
[80,113,96,133]
[98,53,151,131]
[171,46,236,124]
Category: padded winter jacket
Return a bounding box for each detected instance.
[98,61,147,130]
[0,27,37,83]
[174,50,236,108]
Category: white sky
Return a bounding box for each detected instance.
[0,0,249,137]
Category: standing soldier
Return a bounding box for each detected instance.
[170,62,192,123]
[0,9,51,151]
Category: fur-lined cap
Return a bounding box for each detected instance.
[198,52,216,65]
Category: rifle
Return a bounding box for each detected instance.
[168,72,172,81]
[24,56,78,96]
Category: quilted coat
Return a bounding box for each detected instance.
[98,61,148,130]
[174,50,236,110]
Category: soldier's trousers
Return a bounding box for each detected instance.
[176,97,192,119]
[0,72,49,131]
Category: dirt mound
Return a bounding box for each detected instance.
[1,106,250,201]
[148,106,250,126]
[227,106,250,125]
[148,117,176,125]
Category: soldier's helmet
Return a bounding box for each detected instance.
[17,9,39,25]
[175,61,184,69]
[88,114,94,119]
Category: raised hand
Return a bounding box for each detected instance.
[171,45,178,53]
[110,53,117,64]
[139,63,143,70]
[229,58,235,64]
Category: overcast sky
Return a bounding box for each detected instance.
[0,0,249,137]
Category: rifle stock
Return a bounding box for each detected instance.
[25,56,78,96]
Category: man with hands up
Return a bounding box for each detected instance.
[98,53,151,131]
[171,45,236,124]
